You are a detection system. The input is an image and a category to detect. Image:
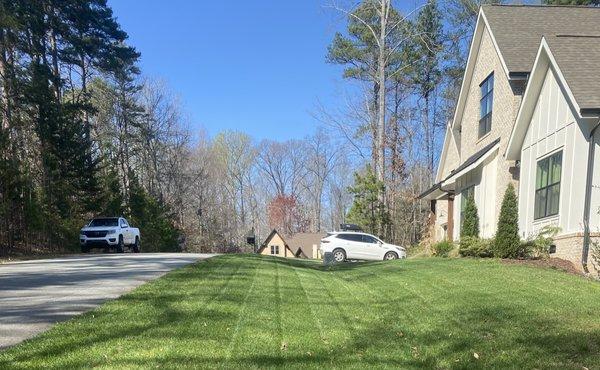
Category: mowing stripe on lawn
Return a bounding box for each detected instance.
[224,256,263,363]
[2,255,600,369]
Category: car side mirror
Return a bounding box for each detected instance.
[121,225,127,228]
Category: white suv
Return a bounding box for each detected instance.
[320,232,406,262]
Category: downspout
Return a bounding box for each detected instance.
[582,116,600,273]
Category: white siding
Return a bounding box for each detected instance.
[518,67,588,238]
[453,152,498,240]
[589,133,600,229]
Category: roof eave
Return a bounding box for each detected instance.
[451,8,513,132]
[506,37,595,160]
[508,71,529,80]
[580,108,600,117]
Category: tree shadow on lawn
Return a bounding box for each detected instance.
[339,297,600,369]
[246,253,397,272]
[21,301,597,369]
[4,255,599,368]
[0,288,242,367]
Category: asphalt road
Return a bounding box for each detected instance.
[0,253,215,349]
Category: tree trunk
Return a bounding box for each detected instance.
[376,0,388,185]
[423,94,432,181]
[0,29,11,131]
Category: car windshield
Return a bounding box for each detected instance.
[89,218,119,227]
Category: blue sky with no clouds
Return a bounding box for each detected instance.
[108,0,352,141]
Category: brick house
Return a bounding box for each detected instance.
[420,5,600,272]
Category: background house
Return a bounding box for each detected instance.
[286,233,325,259]
[257,230,295,257]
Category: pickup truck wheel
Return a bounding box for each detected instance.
[81,245,89,253]
[116,236,125,253]
[133,237,140,253]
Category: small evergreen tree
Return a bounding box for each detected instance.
[346,165,390,236]
[461,193,479,238]
[494,183,521,258]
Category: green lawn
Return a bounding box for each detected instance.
[2,255,600,369]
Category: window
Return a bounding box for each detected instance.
[89,218,119,227]
[534,151,562,219]
[270,245,279,255]
[479,73,494,138]
[460,186,474,230]
[336,233,362,242]
[336,234,350,241]
[120,219,128,228]
[361,235,378,244]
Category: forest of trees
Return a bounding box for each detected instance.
[0,0,353,254]
[1,0,594,256]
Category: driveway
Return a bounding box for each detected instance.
[0,253,215,349]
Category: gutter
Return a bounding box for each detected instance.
[508,71,529,80]
[582,116,600,273]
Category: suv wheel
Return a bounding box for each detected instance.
[384,251,398,260]
[116,236,125,253]
[332,248,346,263]
[133,237,140,253]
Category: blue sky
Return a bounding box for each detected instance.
[108,0,348,141]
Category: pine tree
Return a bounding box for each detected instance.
[413,0,443,177]
[346,165,390,236]
[326,1,407,182]
[461,194,479,238]
[494,183,521,258]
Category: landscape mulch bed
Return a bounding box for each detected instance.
[501,257,581,276]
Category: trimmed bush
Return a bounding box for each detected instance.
[432,240,454,257]
[459,236,494,258]
[525,225,560,259]
[461,194,479,238]
[494,183,521,258]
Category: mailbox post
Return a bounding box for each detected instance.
[246,228,257,253]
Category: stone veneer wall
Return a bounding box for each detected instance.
[457,26,523,231]
[553,233,600,274]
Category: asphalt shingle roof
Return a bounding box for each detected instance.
[544,35,600,111]
[286,233,325,258]
[418,138,500,199]
[482,5,600,73]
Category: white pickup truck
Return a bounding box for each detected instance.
[80,217,141,253]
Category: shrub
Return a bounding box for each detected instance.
[525,225,560,259]
[591,239,600,277]
[461,193,479,238]
[459,236,494,258]
[494,184,521,258]
[432,240,454,257]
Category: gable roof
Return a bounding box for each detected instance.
[544,35,600,113]
[452,4,600,131]
[420,138,500,199]
[286,232,325,259]
[256,229,294,255]
[294,248,308,258]
[435,123,458,183]
[506,35,600,159]
[482,5,600,74]
[446,138,500,182]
